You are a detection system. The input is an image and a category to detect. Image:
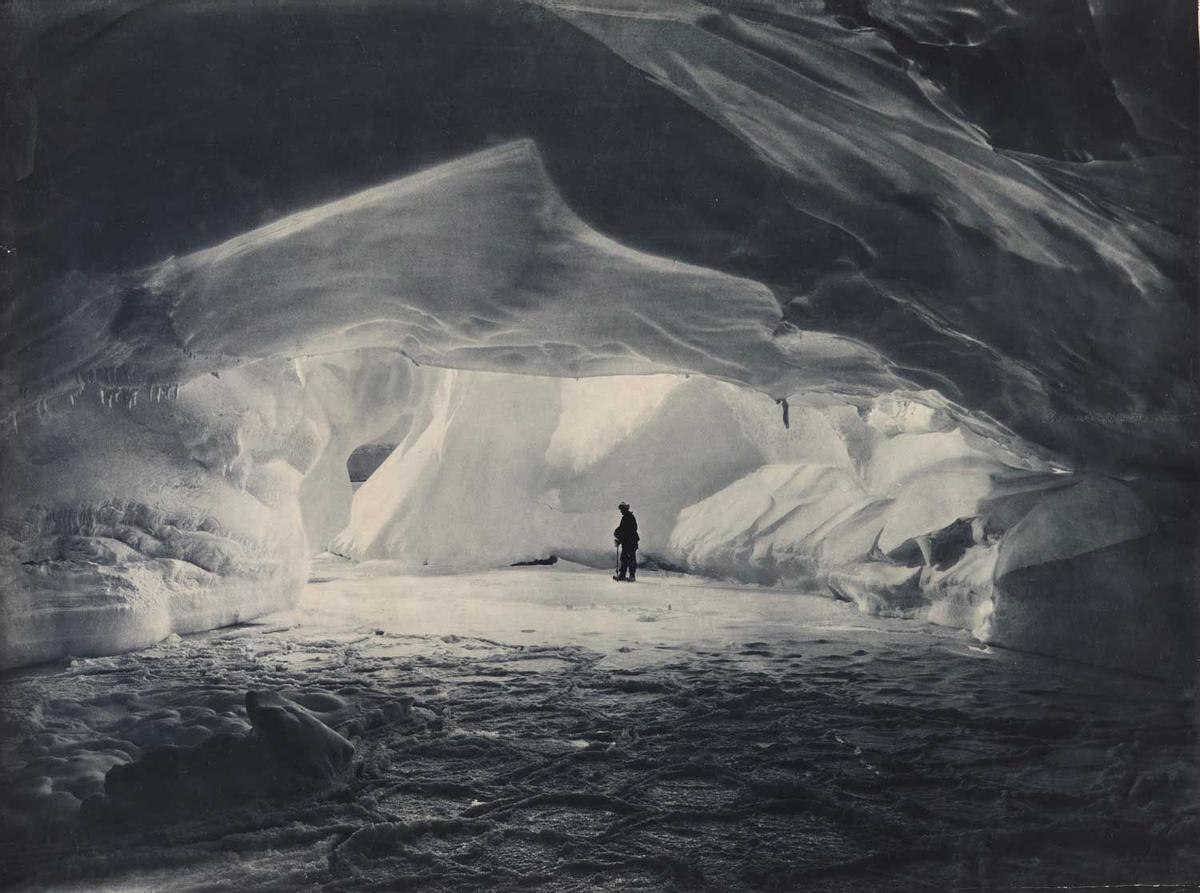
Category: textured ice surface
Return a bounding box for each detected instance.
[0,351,433,669]
[553,1,1196,473]
[244,689,356,780]
[1,563,1195,890]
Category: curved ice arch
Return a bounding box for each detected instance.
[2,140,902,427]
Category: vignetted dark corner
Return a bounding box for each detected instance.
[1,1,1196,889]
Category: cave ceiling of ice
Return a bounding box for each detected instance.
[4,0,1195,471]
[0,0,1195,672]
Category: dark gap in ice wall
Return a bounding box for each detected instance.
[347,444,396,485]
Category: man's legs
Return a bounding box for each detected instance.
[618,546,636,581]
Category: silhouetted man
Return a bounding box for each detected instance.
[613,501,639,582]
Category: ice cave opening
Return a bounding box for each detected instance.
[2,1,1197,884]
[319,363,1194,684]
[1,342,1191,681]
[1,136,1194,683]
[3,351,1196,888]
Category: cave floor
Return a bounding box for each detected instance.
[2,559,1197,891]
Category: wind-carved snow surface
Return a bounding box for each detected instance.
[1,140,900,426]
[2,564,1196,890]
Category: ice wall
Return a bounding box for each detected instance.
[0,350,424,670]
[332,370,563,569]
[293,351,441,550]
[0,362,311,669]
[333,370,1188,677]
[332,370,870,565]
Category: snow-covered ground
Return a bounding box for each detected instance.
[2,559,1196,891]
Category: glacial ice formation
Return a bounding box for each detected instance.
[0,141,910,670]
[1,1,1194,675]
[330,370,1186,676]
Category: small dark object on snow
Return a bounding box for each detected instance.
[510,554,558,566]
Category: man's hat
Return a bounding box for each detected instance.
[618,501,630,510]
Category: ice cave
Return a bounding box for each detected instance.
[1,1,1196,890]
